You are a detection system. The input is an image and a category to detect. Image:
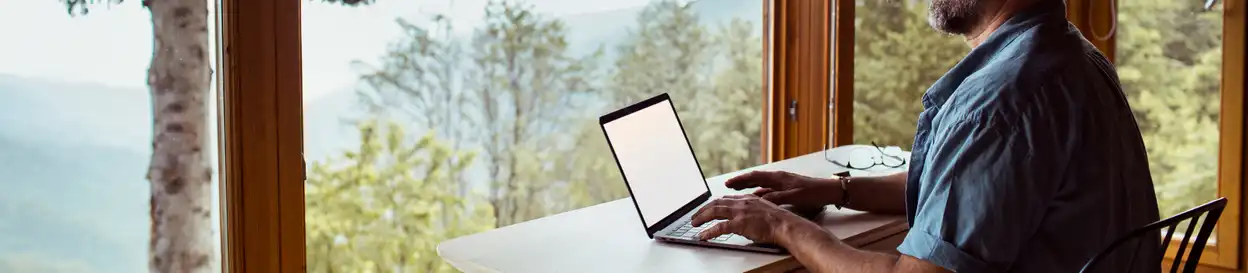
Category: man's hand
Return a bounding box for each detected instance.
[694,196,951,273]
[690,194,820,244]
[726,171,842,213]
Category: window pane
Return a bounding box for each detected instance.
[0,1,223,272]
[851,1,966,147]
[301,0,763,271]
[1117,0,1222,219]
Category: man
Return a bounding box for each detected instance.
[690,0,1161,272]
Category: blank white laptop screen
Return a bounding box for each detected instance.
[602,99,709,228]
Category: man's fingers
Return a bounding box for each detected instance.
[698,220,735,240]
[691,206,727,227]
[751,188,775,197]
[692,201,733,227]
[724,171,783,190]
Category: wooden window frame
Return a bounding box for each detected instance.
[218,0,305,272]
[217,0,1246,271]
[223,0,791,271]
[767,0,837,162]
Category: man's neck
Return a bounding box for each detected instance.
[964,0,1038,47]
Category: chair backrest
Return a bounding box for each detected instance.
[1080,197,1228,273]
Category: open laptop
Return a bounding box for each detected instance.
[599,93,785,254]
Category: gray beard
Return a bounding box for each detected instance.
[928,0,983,35]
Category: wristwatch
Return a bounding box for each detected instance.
[835,176,850,210]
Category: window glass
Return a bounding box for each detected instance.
[301,0,764,271]
[0,1,223,272]
[851,1,966,148]
[1117,0,1223,218]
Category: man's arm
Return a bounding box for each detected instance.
[837,171,908,214]
[779,217,950,273]
[728,170,909,215]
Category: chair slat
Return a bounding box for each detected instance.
[1079,198,1227,273]
[1178,214,1208,273]
[1169,217,1200,273]
[1160,223,1178,254]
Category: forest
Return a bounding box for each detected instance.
[303,0,1223,272]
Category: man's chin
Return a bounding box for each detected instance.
[928,0,981,35]
[928,15,974,35]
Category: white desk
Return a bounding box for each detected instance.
[437,147,910,273]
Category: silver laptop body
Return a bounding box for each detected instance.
[598,93,784,254]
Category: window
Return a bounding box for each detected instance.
[301,0,765,271]
[1117,0,1222,224]
[1113,0,1241,268]
[0,1,223,272]
[850,0,965,147]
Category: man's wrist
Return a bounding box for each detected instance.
[825,177,846,209]
[776,213,832,247]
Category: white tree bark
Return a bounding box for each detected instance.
[144,0,215,272]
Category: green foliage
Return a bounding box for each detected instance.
[693,18,765,174]
[357,1,616,228]
[306,119,494,273]
[61,0,124,16]
[466,0,606,227]
[610,0,713,108]
[1117,0,1223,217]
[852,0,965,147]
[608,0,763,177]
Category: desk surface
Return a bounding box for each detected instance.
[437,148,910,273]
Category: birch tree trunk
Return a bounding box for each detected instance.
[144,0,215,272]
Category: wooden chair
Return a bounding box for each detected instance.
[1079,197,1227,273]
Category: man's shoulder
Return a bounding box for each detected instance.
[944,38,1111,125]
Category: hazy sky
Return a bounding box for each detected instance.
[0,0,651,100]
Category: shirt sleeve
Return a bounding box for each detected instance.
[897,114,1060,273]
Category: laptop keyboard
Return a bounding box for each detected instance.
[666,219,736,242]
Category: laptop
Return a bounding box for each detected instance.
[599,93,785,254]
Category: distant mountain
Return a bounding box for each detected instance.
[0,75,151,152]
[559,0,763,61]
[304,85,367,162]
[0,75,151,273]
[0,133,147,273]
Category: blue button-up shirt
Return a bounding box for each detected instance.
[896,1,1161,272]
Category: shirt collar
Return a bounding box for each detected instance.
[921,0,1068,109]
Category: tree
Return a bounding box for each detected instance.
[466,1,604,226]
[305,119,494,273]
[355,14,477,197]
[691,18,765,175]
[63,0,216,271]
[60,0,373,272]
[549,119,630,211]
[358,1,604,227]
[609,0,712,108]
[595,0,773,179]
[1117,0,1223,217]
[852,0,966,148]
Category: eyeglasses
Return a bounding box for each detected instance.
[824,141,908,170]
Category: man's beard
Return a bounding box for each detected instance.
[928,0,984,35]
